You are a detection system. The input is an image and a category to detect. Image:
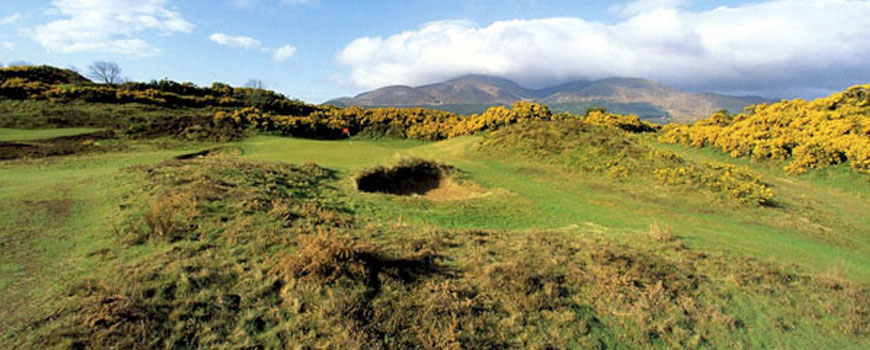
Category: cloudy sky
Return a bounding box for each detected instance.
[1,0,868,102]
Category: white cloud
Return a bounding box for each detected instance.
[1,41,14,50]
[33,0,193,56]
[610,0,687,16]
[0,13,21,26]
[209,33,262,49]
[337,0,870,96]
[209,32,296,64]
[272,44,296,62]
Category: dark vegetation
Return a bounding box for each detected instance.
[0,130,118,160]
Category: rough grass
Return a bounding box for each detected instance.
[5,152,867,349]
[2,117,869,349]
[230,136,870,283]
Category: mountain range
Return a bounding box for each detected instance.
[327,75,770,123]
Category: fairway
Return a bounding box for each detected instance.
[0,127,101,141]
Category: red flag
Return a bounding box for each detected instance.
[342,127,349,135]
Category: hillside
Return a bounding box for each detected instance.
[327,75,769,122]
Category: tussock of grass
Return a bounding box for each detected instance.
[649,221,675,243]
[277,228,383,284]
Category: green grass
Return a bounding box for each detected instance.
[0,127,101,141]
[2,132,868,349]
[229,135,870,283]
[0,143,215,342]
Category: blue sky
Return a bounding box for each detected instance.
[1,0,869,102]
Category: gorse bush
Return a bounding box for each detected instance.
[653,160,774,205]
[660,85,870,175]
[0,65,314,115]
[582,109,660,133]
[212,101,658,141]
[0,65,88,85]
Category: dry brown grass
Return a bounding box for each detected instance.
[277,228,383,284]
[648,221,675,242]
[420,177,485,201]
[140,192,199,242]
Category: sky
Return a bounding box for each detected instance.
[1,0,869,102]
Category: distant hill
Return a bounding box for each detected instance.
[0,65,90,85]
[327,75,770,122]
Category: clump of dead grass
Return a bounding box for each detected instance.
[277,228,383,284]
[648,221,675,243]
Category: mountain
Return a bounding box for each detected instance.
[327,76,771,123]
[330,75,535,107]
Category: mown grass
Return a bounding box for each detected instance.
[0,127,101,141]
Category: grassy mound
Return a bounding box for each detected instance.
[478,120,774,205]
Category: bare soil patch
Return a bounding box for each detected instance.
[0,130,118,160]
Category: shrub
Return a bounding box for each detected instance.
[659,85,870,175]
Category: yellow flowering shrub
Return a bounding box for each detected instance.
[660,85,870,174]
[583,110,659,133]
[0,77,50,99]
[654,161,774,205]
